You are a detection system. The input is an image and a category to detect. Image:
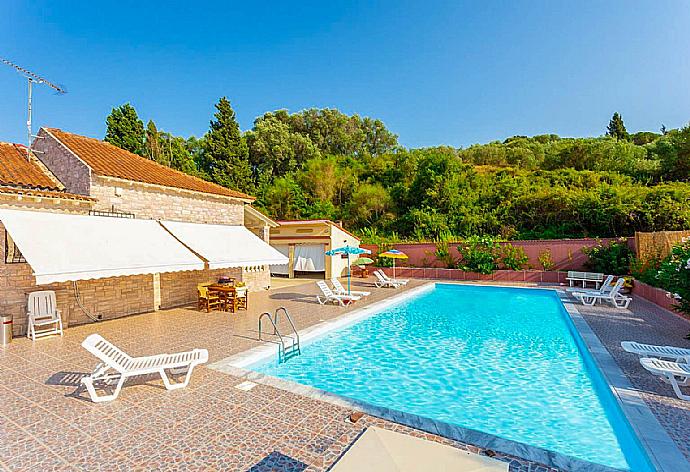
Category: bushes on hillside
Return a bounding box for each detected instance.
[582,238,634,275]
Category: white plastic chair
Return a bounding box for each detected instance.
[374,270,403,288]
[316,281,360,306]
[27,290,63,341]
[378,270,409,285]
[331,279,370,297]
[621,342,690,362]
[80,334,208,403]
[640,357,690,401]
[572,278,631,309]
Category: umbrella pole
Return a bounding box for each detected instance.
[347,253,351,295]
[393,258,396,280]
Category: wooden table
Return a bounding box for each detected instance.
[207,284,238,313]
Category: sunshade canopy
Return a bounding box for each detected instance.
[325,245,371,256]
[160,220,288,269]
[0,209,204,285]
[379,249,408,259]
[352,257,374,265]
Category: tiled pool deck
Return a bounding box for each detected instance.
[1,278,689,471]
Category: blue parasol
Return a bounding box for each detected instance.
[325,245,371,294]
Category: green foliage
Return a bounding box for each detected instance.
[105,103,145,156]
[102,101,690,244]
[654,241,690,315]
[634,241,690,316]
[457,236,501,274]
[606,112,629,141]
[434,231,458,269]
[538,250,555,270]
[255,175,305,220]
[499,244,529,270]
[200,97,253,193]
[582,238,634,275]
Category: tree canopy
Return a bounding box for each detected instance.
[105,103,145,156]
[199,97,253,193]
[104,102,690,242]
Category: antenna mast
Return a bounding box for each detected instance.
[1,59,66,159]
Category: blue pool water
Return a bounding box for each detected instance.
[252,284,652,471]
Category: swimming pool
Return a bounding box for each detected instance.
[250,284,653,471]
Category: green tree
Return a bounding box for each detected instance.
[246,114,320,181]
[606,112,629,141]
[256,175,306,220]
[144,120,163,163]
[200,97,253,193]
[105,103,145,156]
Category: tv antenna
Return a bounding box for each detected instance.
[1,58,67,160]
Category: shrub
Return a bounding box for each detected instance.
[457,236,500,274]
[499,244,529,270]
[582,238,634,275]
[434,233,458,269]
[538,249,555,270]
[654,241,690,316]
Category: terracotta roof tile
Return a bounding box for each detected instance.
[0,143,61,190]
[45,128,254,200]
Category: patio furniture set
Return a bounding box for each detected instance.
[197,279,248,313]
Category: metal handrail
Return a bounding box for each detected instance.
[258,312,286,359]
[258,307,301,362]
[274,307,300,348]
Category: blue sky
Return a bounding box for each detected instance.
[1,1,689,148]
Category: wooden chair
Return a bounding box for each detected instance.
[197,284,221,312]
[235,284,248,311]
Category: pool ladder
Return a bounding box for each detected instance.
[258,307,301,363]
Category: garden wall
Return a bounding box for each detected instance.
[631,281,681,316]
[376,267,570,284]
[362,238,634,270]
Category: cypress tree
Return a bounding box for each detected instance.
[201,97,253,193]
[606,112,629,141]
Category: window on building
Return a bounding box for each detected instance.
[4,231,26,263]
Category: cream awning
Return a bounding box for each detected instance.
[0,209,204,285]
[160,220,289,269]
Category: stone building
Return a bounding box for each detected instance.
[1,130,284,336]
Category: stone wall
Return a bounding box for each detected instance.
[0,194,92,214]
[159,266,271,309]
[160,268,241,309]
[90,177,245,224]
[242,266,271,291]
[33,129,92,196]
[0,221,155,336]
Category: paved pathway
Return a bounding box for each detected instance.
[0,278,547,471]
[576,296,690,463]
[2,278,688,471]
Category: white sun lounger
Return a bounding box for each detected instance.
[80,334,208,403]
[374,270,405,288]
[572,277,631,309]
[640,357,690,401]
[621,341,690,362]
[316,281,361,306]
[378,270,409,285]
[331,278,371,297]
